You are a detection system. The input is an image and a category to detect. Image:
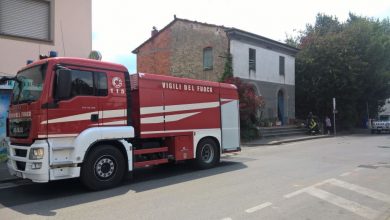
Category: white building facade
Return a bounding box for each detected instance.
[226,29,299,125]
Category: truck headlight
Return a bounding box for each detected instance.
[29,148,44,160]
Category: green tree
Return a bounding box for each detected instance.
[293,13,390,129]
[220,53,233,82]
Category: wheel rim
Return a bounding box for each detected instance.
[94,155,117,180]
[201,143,214,163]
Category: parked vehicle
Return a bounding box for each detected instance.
[371,115,390,134]
[1,55,240,190]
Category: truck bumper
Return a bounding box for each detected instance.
[372,127,390,132]
[7,140,50,183]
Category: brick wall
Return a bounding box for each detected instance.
[135,19,229,82]
[136,27,172,75]
[170,20,228,82]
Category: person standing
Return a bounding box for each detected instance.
[306,112,313,129]
[325,116,332,135]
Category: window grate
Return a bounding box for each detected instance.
[279,56,285,76]
[249,48,256,71]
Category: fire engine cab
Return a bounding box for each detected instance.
[3,57,240,190]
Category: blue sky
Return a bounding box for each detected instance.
[92,0,390,73]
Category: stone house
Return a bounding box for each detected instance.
[132,17,228,82]
[132,17,299,124]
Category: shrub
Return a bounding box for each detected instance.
[223,77,265,140]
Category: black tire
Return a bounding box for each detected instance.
[81,145,125,190]
[194,138,220,169]
[371,129,375,134]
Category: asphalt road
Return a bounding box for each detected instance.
[0,134,390,220]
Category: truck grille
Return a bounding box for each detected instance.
[16,161,26,171]
[9,119,31,139]
[15,149,28,157]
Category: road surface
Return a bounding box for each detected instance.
[0,133,389,220]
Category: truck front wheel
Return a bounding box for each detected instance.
[194,138,220,169]
[81,145,125,190]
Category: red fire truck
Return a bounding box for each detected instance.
[2,57,240,190]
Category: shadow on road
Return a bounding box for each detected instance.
[0,159,247,216]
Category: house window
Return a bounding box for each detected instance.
[203,47,213,70]
[0,0,51,41]
[249,48,256,71]
[279,56,285,76]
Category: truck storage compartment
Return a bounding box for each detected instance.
[130,73,221,139]
[165,135,194,161]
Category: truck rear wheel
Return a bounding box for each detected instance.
[81,145,125,190]
[194,138,220,169]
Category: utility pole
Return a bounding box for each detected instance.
[366,102,370,128]
[333,98,337,136]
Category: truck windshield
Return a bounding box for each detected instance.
[12,64,47,104]
[379,115,390,121]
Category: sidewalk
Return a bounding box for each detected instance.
[0,161,16,183]
[242,134,332,146]
[242,128,372,146]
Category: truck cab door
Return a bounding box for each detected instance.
[46,68,99,138]
[98,72,127,126]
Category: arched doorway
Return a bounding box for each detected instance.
[277,90,284,125]
[248,83,262,119]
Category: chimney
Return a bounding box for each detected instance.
[151,26,158,37]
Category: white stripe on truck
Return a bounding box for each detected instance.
[140,101,219,115]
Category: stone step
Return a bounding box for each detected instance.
[260,125,304,131]
[261,130,307,138]
[261,128,306,135]
[259,126,308,138]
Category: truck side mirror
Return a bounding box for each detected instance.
[0,76,16,85]
[0,77,8,85]
[55,69,72,100]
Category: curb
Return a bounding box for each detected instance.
[0,177,19,184]
[242,135,333,147]
[273,135,333,145]
[0,161,19,184]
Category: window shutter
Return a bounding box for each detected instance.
[0,0,50,41]
[279,56,285,75]
[203,47,213,70]
[249,48,256,71]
